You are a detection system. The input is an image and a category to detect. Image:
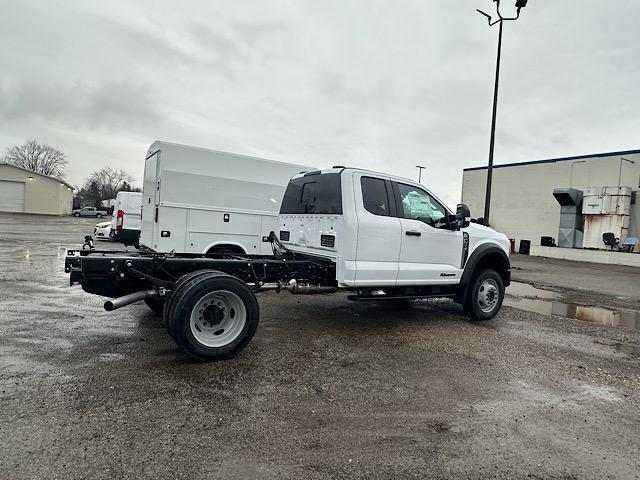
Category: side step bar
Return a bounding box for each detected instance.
[348,293,456,301]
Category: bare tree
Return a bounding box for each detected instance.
[4,139,68,177]
[86,166,135,200]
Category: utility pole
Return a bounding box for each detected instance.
[476,0,529,226]
[416,165,426,183]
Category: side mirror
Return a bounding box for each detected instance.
[456,203,471,229]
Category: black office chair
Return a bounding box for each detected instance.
[602,232,620,251]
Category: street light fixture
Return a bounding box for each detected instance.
[477,0,529,226]
[416,165,426,183]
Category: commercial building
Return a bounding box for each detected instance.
[0,163,74,215]
[461,149,640,250]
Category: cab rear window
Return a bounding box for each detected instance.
[280,173,342,214]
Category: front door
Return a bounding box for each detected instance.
[393,181,464,285]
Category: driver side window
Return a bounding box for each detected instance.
[396,183,446,225]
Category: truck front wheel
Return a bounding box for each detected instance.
[171,274,259,361]
[464,269,504,321]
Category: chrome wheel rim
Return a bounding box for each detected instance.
[478,278,500,313]
[189,290,246,348]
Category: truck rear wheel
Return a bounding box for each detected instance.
[171,274,259,361]
[464,269,504,321]
[164,270,224,337]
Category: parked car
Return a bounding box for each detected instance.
[140,141,313,254]
[93,221,112,241]
[72,206,108,218]
[110,191,142,244]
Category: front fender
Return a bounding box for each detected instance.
[456,243,511,304]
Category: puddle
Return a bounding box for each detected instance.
[594,339,640,357]
[507,282,559,299]
[505,282,640,332]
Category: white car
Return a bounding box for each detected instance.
[93,221,112,241]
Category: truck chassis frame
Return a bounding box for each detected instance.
[64,236,507,361]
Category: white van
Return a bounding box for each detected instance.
[110,191,142,244]
[140,141,313,254]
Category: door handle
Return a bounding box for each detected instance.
[406,231,421,237]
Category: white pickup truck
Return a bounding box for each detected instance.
[66,167,511,361]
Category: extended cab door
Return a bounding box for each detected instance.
[353,172,401,286]
[393,181,464,285]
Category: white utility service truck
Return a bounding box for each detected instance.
[66,167,511,362]
[111,191,142,244]
[141,141,313,255]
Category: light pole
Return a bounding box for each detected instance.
[477,0,529,226]
[416,165,426,183]
[569,159,586,188]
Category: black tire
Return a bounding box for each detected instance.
[144,297,165,315]
[464,269,504,321]
[171,274,259,361]
[163,270,226,337]
[96,213,102,218]
[74,212,80,217]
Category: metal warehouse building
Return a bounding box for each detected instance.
[461,149,640,250]
[0,163,74,215]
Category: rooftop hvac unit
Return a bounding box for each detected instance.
[552,188,584,248]
[581,187,632,249]
[582,187,632,215]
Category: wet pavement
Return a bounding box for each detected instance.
[506,282,640,333]
[1,213,639,479]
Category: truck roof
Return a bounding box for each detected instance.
[291,166,422,187]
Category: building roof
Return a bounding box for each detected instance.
[463,148,640,172]
[0,162,75,189]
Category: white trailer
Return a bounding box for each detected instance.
[140,141,313,255]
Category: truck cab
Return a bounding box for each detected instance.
[277,167,511,317]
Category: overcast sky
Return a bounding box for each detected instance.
[1,1,638,207]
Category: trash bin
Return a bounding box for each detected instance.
[519,240,531,255]
[540,236,556,247]
[509,239,516,255]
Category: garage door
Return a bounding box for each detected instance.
[0,180,25,212]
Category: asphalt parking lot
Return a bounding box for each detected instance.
[1,213,639,479]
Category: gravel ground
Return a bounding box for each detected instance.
[0,213,639,479]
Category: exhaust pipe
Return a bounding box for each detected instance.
[104,289,160,311]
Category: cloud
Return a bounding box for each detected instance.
[0,0,639,208]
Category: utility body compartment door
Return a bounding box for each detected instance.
[141,150,160,249]
[393,181,463,285]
